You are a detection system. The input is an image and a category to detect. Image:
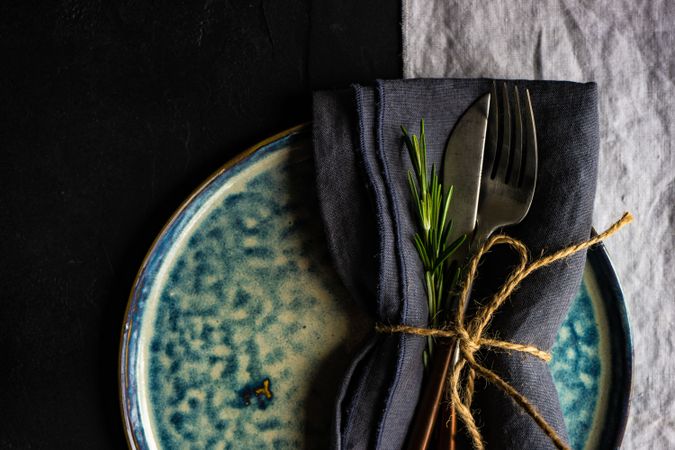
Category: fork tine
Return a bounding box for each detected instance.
[521,88,538,196]
[494,82,511,181]
[484,81,499,179]
[510,86,523,186]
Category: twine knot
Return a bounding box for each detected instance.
[376,213,633,450]
[457,329,479,357]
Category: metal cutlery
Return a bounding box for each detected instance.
[443,81,539,449]
[406,81,538,450]
[405,92,490,450]
[473,82,538,250]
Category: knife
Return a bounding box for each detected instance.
[443,93,490,256]
[405,93,490,450]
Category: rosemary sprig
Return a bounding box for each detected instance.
[402,120,466,366]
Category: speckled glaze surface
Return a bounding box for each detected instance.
[551,275,602,450]
[120,126,631,450]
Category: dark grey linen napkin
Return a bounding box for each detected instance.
[312,78,598,450]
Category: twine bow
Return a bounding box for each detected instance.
[376,213,633,450]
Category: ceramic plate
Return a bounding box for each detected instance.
[119,125,631,450]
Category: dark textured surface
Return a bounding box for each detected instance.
[0,2,399,447]
[313,79,598,449]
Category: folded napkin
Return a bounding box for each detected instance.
[313,79,598,450]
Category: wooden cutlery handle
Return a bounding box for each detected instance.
[405,340,454,450]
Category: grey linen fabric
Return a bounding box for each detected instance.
[402,3,675,447]
[313,78,598,449]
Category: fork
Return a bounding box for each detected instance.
[474,81,538,249]
[440,81,538,449]
[406,81,538,450]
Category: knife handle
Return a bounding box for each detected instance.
[437,392,456,450]
[405,340,454,450]
[406,238,477,449]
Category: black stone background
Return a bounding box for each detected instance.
[0,1,399,447]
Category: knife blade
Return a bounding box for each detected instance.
[405,93,490,450]
[443,93,490,254]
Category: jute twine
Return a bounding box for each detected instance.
[376,212,633,450]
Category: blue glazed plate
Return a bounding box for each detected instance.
[119,125,631,450]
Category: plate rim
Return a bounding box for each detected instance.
[118,123,309,449]
[118,123,632,449]
[586,242,633,449]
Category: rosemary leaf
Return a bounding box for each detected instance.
[402,120,466,362]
